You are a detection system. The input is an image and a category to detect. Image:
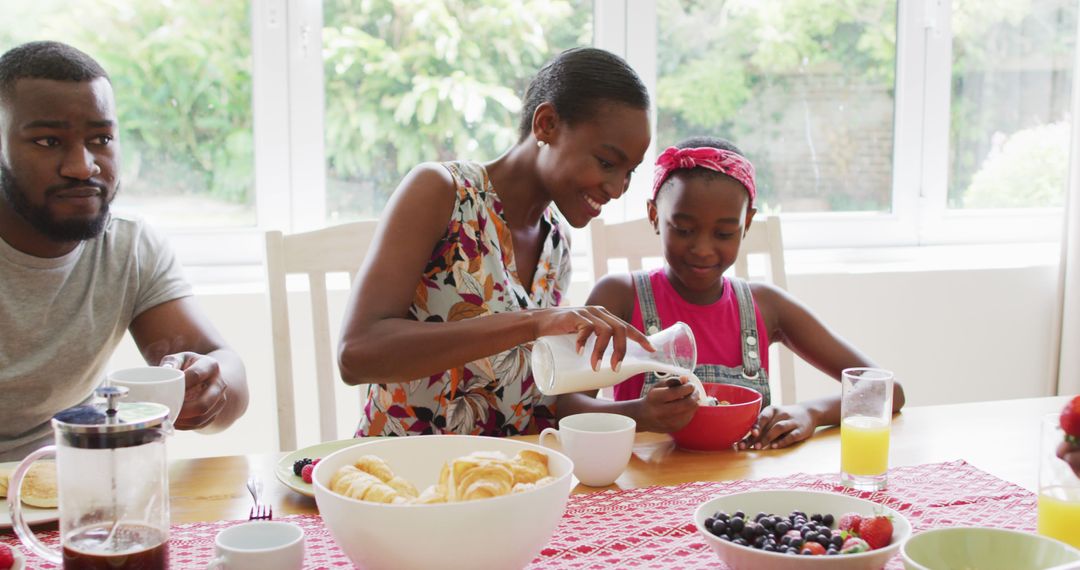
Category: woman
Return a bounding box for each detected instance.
[338,47,654,437]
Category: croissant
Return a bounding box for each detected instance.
[512,476,555,494]
[329,450,553,504]
[351,455,419,498]
[455,462,514,500]
[414,484,448,504]
[330,465,408,504]
[509,450,549,484]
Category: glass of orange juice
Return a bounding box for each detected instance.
[840,368,894,491]
[1037,413,1080,548]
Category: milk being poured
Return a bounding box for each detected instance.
[531,322,711,402]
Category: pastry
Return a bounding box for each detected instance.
[19,461,58,508]
[330,465,408,504]
[0,465,10,498]
[351,455,419,498]
[329,449,554,505]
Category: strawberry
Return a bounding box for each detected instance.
[0,544,14,570]
[1061,395,1080,443]
[837,512,862,533]
[857,515,893,550]
[301,463,315,484]
[840,536,870,554]
[800,542,826,555]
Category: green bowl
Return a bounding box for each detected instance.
[902,527,1080,570]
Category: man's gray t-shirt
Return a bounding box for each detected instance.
[0,215,192,460]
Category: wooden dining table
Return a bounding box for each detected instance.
[168,395,1070,524]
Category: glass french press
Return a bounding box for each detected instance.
[8,386,172,569]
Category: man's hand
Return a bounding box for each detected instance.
[160,352,228,430]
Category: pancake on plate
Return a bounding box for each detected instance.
[0,461,57,508]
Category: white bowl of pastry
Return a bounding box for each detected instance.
[312,435,574,570]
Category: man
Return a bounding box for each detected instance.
[0,41,248,460]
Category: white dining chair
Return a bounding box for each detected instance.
[588,215,797,405]
[264,221,378,451]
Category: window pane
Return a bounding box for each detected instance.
[657,0,897,213]
[0,0,255,229]
[949,0,1077,209]
[323,0,593,222]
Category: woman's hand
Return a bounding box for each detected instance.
[633,377,698,433]
[736,405,816,450]
[532,306,654,372]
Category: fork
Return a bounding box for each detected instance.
[246,476,272,520]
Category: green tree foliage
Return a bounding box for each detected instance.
[323,0,590,219]
[3,0,255,205]
[964,121,1069,208]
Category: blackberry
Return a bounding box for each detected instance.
[293,457,313,476]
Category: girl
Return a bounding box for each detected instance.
[558,136,906,449]
[338,48,654,437]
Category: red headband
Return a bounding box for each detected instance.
[651,146,757,207]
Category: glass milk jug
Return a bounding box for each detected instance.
[8,386,172,569]
[531,322,697,395]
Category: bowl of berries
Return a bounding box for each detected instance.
[694,489,911,569]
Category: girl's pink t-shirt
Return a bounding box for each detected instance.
[612,268,770,401]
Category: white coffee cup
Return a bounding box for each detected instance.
[539,412,636,487]
[107,366,185,423]
[207,521,305,570]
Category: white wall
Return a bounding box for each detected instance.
[108,251,1061,459]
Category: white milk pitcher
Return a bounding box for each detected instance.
[531,322,697,396]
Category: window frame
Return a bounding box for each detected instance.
[164,0,1071,271]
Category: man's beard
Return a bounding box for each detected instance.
[0,165,114,242]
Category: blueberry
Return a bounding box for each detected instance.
[831,534,843,548]
[717,512,730,522]
[817,535,831,547]
[763,545,776,552]
[730,517,745,533]
[786,547,798,555]
[775,521,791,534]
[754,535,767,548]
[718,534,731,541]
[755,511,768,521]
[827,547,838,555]
[712,520,727,535]
[733,510,745,520]
[733,538,748,547]
[811,513,823,523]
[823,513,835,527]
[761,518,774,530]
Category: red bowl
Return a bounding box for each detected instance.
[671,384,763,451]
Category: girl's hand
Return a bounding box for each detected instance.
[1057,439,1080,478]
[634,376,698,433]
[736,405,815,450]
[532,306,654,372]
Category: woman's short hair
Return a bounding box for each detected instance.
[518,47,649,141]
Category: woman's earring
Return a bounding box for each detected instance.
[536,140,547,148]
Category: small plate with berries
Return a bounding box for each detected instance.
[275,439,368,497]
[694,489,911,569]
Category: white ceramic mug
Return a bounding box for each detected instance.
[107,366,185,423]
[207,521,305,570]
[540,413,635,487]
